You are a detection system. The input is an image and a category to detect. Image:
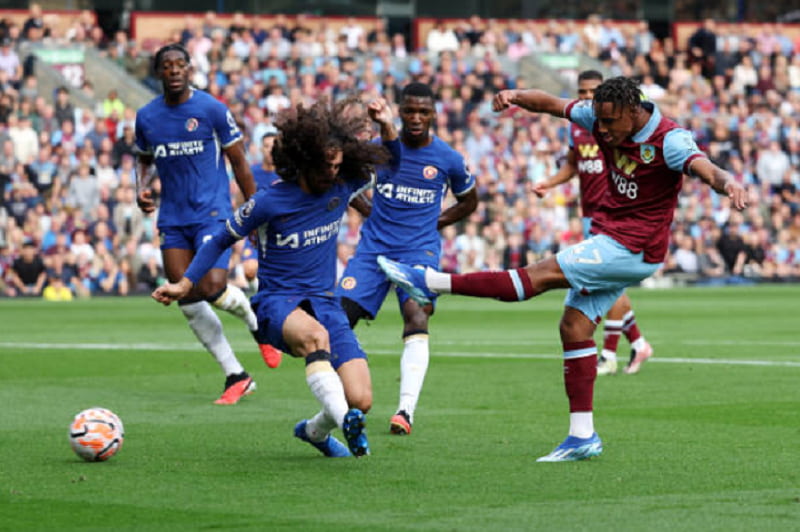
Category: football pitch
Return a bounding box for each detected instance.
[1,285,799,531]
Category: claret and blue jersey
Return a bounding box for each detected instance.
[135,89,242,229]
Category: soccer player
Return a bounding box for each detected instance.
[135,43,263,404]
[152,98,395,457]
[533,70,652,376]
[378,76,747,461]
[335,82,478,435]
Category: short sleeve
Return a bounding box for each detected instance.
[209,99,243,148]
[448,152,475,197]
[134,114,150,153]
[663,129,705,174]
[566,99,596,132]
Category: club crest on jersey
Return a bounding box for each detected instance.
[327,197,341,211]
[640,144,656,164]
[340,276,356,290]
[185,118,199,132]
[423,166,438,180]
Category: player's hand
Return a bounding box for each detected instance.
[151,278,193,305]
[531,181,549,198]
[367,98,393,125]
[137,188,156,214]
[493,90,518,112]
[725,180,748,210]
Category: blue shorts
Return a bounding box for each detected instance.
[335,250,439,318]
[159,221,232,271]
[556,234,661,323]
[249,292,366,370]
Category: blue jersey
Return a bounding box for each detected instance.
[357,137,474,255]
[185,177,370,295]
[250,164,280,190]
[135,90,242,228]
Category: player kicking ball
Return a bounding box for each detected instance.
[379,77,747,461]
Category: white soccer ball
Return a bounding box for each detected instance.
[68,407,125,462]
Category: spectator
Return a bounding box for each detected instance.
[8,238,46,296]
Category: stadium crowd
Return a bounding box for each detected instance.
[1,8,800,299]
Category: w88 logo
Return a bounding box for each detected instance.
[611,172,639,199]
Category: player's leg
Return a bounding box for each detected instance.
[597,295,630,376]
[378,254,569,306]
[618,292,653,374]
[537,303,605,463]
[283,304,368,457]
[390,298,432,435]
[162,246,254,404]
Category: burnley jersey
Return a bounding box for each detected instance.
[357,137,474,255]
[568,123,608,219]
[566,100,705,263]
[185,177,370,295]
[135,90,242,228]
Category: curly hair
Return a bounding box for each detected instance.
[592,76,642,110]
[272,98,390,187]
[152,43,190,75]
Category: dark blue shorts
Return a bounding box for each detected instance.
[334,250,439,318]
[159,221,232,271]
[250,292,366,370]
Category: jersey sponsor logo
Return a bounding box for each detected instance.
[185,118,199,132]
[340,276,356,290]
[612,149,638,175]
[327,197,341,211]
[153,141,204,158]
[275,220,341,249]
[576,143,600,159]
[640,144,655,164]
[276,233,300,248]
[377,182,437,204]
[423,166,439,180]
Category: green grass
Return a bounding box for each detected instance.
[1,286,799,531]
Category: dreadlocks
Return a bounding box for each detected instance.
[592,76,642,111]
[152,43,191,74]
[272,98,391,186]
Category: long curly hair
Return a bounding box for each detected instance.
[272,98,390,187]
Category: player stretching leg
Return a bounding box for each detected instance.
[336,83,477,435]
[154,98,395,456]
[379,77,747,461]
[135,43,270,404]
[533,70,652,376]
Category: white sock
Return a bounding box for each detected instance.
[601,349,618,362]
[306,365,349,430]
[397,334,430,422]
[212,284,258,332]
[305,410,338,442]
[425,268,451,292]
[569,412,594,438]
[180,301,244,376]
[631,337,647,352]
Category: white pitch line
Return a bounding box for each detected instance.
[1,342,799,368]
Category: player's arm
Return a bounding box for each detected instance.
[437,188,478,229]
[349,192,372,217]
[533,148,577,197]
[493,89,571,117]
[689,158,747,210]
[225,140,257,200]
[152,224,239,304]
[134,153,157,214]
[368,98,398,141]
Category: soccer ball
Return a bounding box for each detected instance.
[68,407,124,462]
